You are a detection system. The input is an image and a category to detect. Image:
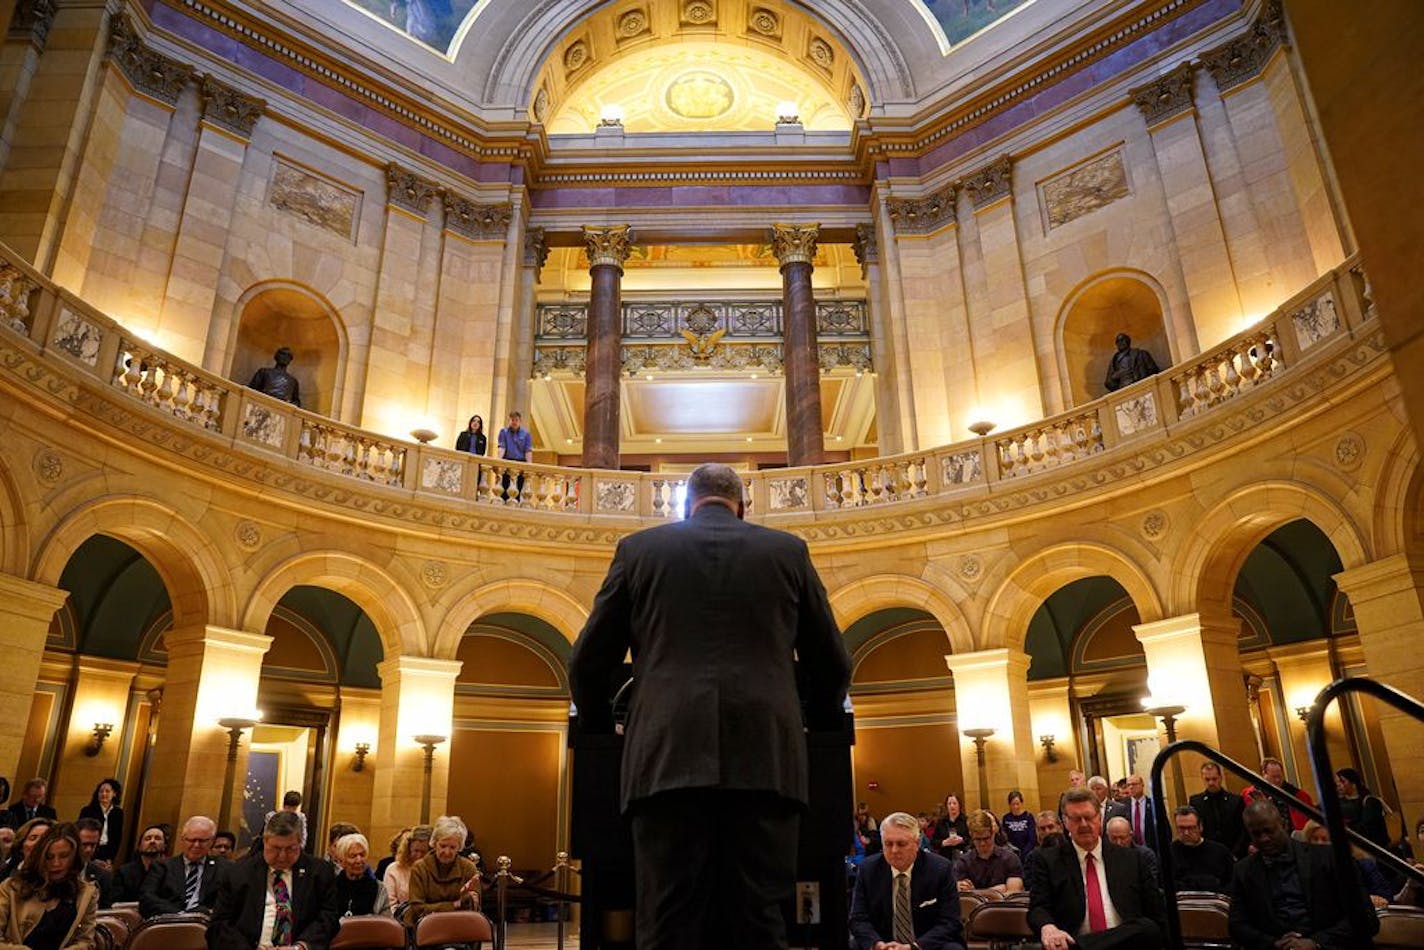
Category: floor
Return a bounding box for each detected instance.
[500,922,581,948]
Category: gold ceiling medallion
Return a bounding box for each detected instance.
[665,71,734,119]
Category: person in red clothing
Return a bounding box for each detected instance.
[1240,757,1315,832]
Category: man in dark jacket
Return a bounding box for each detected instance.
[140,816,224,916]
[850,812,963,950]
[3,779,57,827]
[569,463,851,950]
[208,810,339,950]
[113,824,168,903]
[1188,762,1245,856]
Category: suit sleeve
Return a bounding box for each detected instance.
[1135,847,1165,933]
[1024,848,1056,934]
[917,861,965,950]
[792,539,850,730]
[846,863,881,950]
[294,863,340,950]
[205,866,248,950]
[140,861,183,917]
[568,541,633,732]
[1226,861,1277,950]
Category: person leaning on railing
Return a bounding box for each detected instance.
[402,816,480,928]
[0,823,97,950]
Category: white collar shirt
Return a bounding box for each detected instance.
[1071,839,1122,935]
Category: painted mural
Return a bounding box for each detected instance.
[921,0,1035,46]
[347,0,478,53]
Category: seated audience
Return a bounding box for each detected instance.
[403,815,481,927]
[332,833,390,918]
[1228,800,1377,949]
[1035,811,1065,850]
[0,818,53,883]
[208,810,338,950]
[1105,775,1156,851]
[1241,757,1314,832]
[112,824,167,903]
[3,779,57,828]
[74,819,114,909]
[1056,770,1087,820]
[1001,791,1037,856]
[1393,817,1424,907]
[381,825,431,908]
[848,811,964,950]
[139,815,223,916]
[953,811,1024,894]
[1335,767,1390,849]
[1189,762,1245,856]
[917,813,935,851]
[933,794,969,861]
[0,823,96,950]
[0,827,13,865]
[374,828,405,882]
[75,779,123,867]
[1301,821,1395,909]
[855,802,881,857]
[1167,806,1233,894]
[325,823,360,864]
[211,831,236,859]
[1025,786,1165,950]
[1105,816,1159,883]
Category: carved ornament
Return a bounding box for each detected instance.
[769,223,819,267]
[524,227,550,273]
[107,14,194,106]
[11,0,57,53]
[1200,0,1287,94]
[852,224,878,268]
[886,183,956,234]
[443,195,513,240]
[385,164,441,214]
[1131,62,1196,126]
[962,156,1013,210]
[199,75,265,138]
[583,225,635,271]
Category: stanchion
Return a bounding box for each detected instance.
[494,855,523,949]
[552,850,581,950]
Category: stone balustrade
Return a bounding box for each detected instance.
[0,243,1378,526]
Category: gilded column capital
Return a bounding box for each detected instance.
[583,225,635,271]
[442,194,512,240]
[198,75,265,139]
[11,0,57,53]
[1200,0,1287,94]
[886,182,956,234]
[962,156,1013,210]
[523,226,550,273]
[769,223,820,268]
[384,163,440,215]
[107,14,195,107]
[1131,62,1196,127]
[852,223,878,268]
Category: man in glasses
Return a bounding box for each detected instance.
[139,815,224,916]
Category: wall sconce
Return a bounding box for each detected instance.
[1295,705,1311,723]
[86,723,114,757]
[352,741,371,771]
[1039,733,1058,764]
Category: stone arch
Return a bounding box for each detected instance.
[226,281,350,419]
[1171,480,1371,618]
[31,496,235,628]
[241,552,426,659]
[982,542,1165,654]
[430,579,590,659]
[1371,426,1421,559]
[0,456,27,577]
[827,573,974,654]
[1053,268,1174,408]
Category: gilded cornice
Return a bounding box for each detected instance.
[1131,62,1197,127]
[385,164,441,214]
[886,182,956,234]
[582,225,635,270]
[962,157,1013,210]
[198,74,265,138]
[1200,0,1287,93]
[107,14,195,107]
[769,224,820,267]
[442,195,513,240]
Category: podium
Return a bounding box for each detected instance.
[568,695,854,949]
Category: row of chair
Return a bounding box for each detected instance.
[92,905,495,950]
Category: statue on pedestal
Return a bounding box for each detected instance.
[1104,333,1160,392]
[248,346,302,407]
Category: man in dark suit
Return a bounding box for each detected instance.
[1026,786,1165,949]
[849,812,964,950]
[113,824,168,903]
[1188,762,1245,856]
[3,778,57,827]
[1104,775,1156,851]
[1228,800,1378,949]
[77,818,116,909]
[569,463,852,950]
[208,810,338,950]
[140,815,224,916]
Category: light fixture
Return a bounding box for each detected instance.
[962,727,996,811]
[410,428,439,445]
[352,741,371,772]
[1144,702,1188,806]
[414,734,448,824]
[598,103,624,128]
[1295,705,1310,723]
[968,420,996,437]
[745,436,753,442]
[217,715,261,831]
[1039,733,1058,764]
[86,723,114,757]
[776,100,800,125]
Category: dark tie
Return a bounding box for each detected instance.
[1085,853,1107,933]
[893,871,914,945]
[272,870,293,946]
[1133,800,1144,845]
[184,861,201,909]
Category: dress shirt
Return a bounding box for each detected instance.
[262,866,292,947]
[1072,840,1122,935]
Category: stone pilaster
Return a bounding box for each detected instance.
[50,658,140,819]
[508,226,548,426]
[943,648,1040,813]
[327,688,381,839]
[370,657,461,851]
[581,225,633,470]
[0,574,67,783]
[771,223,824,467]
[854,221,902,454]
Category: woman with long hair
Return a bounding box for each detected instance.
[0,823,97,950]
[455,415,486,456]
[933,792,969,860]
[1335,767,1390,849]
[381,825,431,911]
[76,779,123,866]
[0,819,54,884]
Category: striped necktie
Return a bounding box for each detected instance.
[893,871,914,944]
[184,861,201,909]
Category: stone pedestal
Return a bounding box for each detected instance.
[581,226,632,470]
[0,573,67,782]
[772,224,824,467]
[943,648,1040,813]
[369,656,461,849]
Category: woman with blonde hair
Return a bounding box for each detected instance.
[403,816,480,927]
[0,823,97,950]
[0,818,54,883]
[382,825,431,910]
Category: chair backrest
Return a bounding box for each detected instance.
[126,915,209,950]
[331,915,407,950]
[1177,898,1231,945]
[1376,905,1424,949]
[965,901,1033,943]
[95,915,130,950]
[414,910,494,947]
[102,905,144,934]
[969,888,1006,902]
[958,891,987,923]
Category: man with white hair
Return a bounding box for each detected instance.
[140,815,224,916]
[849,812,964,950]
[1087,776,1111,807]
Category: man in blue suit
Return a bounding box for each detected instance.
[849,812,964,950]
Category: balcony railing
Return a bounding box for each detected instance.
[0,248,1378,523]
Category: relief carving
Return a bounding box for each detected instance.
[1040,149,1131,230]
[0,264,36,336]
[107,13,194,106]
[386,164,440,214]
[199,75,265,138]
[1291,293,1341,351]
[583,225,635,270]
[1200,0,1287,94]
[852,224,879,267]
[11,0,57,53]
[524,227,550,275]
[886,183,956,234]
[769,223,819,267]
[51,309,102,366]
[443,195,513,240]
[1114,392,1159,437]
[595,480,638,512]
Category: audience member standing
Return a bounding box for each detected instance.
[0,823,97,950]
[848,812,964,950]
[1335,767,1390,849]
[1106,776,1156,851]
[496,410,533,501]
[1241,757,1314,832]
[456,415,487,455]
[1166,807,1233,894]
[76,779,123,866]
[1188,762,1245,856]
[933,794,970,861]
[1001,790,1038,856]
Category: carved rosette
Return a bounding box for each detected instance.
[583,225,635,271]
[523,227,550,275]
[385,164,441,214]
[886,183,956,234]
[962,156,1013,210]
[1131,62,1196,127]
[769,223,819,268]
[198,75,265,138]
[1201,0,1287,93]
[852,224,878,268]
[107,14,194,106]
[443,195,513,240]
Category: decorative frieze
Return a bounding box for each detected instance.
[199,75,265,138]
[442,195,512,240]
[107,14,194,106]
[886,184,956,234]
[385,164,440,215]
[1039,149,1131,231]
[680,0,716,27]
[962,156,1013,210]
[583,225,635,270]
[1200,0,1287,94]
[269,159,361,239]
[1131,62,1196,126]
[769,223,819,267]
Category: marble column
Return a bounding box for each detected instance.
[507,227,548,427]
[943,648,1040,812]
[772,223,824,467]
[581,225,633,470]
[369,656,461,850]
[0,573,67,781]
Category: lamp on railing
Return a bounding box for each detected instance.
[217,714,260,831]
[410,428,439,445]
[968,420,996,437]
[962,727,995,810]
[414,734,447,824]
[1144,702,1188,806]
[86,722,114,757]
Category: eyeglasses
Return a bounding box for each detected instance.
[183,837,213,845]
[265,842,302,856]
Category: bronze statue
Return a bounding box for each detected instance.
[1104,333,1159,392]
[247,346,302,407]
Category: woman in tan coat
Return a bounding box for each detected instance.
[402,816,480,928]
[0,823,97,950]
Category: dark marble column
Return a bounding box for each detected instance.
[772,223,824,467]
[581,225,633,469]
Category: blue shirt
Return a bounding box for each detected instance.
[498,425,532,461]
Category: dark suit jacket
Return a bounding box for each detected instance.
[1227,840,1378,949]
[85,861,116,909]
[140,854,225,916]
[1105,797,1157,851]
[849,850,964,950]
[207,853,338,950]
[2,802,56,827]
[1025,838,1165,937]
[112,858,154,903]
[569,503,851,809]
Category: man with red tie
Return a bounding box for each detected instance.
[1026,787,1165,950]
[1105,775,1157,852]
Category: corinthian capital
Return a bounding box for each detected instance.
[769,223,820,267]
[198,75,265,138]
[583,225,635,271]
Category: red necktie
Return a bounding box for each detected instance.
[1085,853,1107,933]
[1133,800,1144,845]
